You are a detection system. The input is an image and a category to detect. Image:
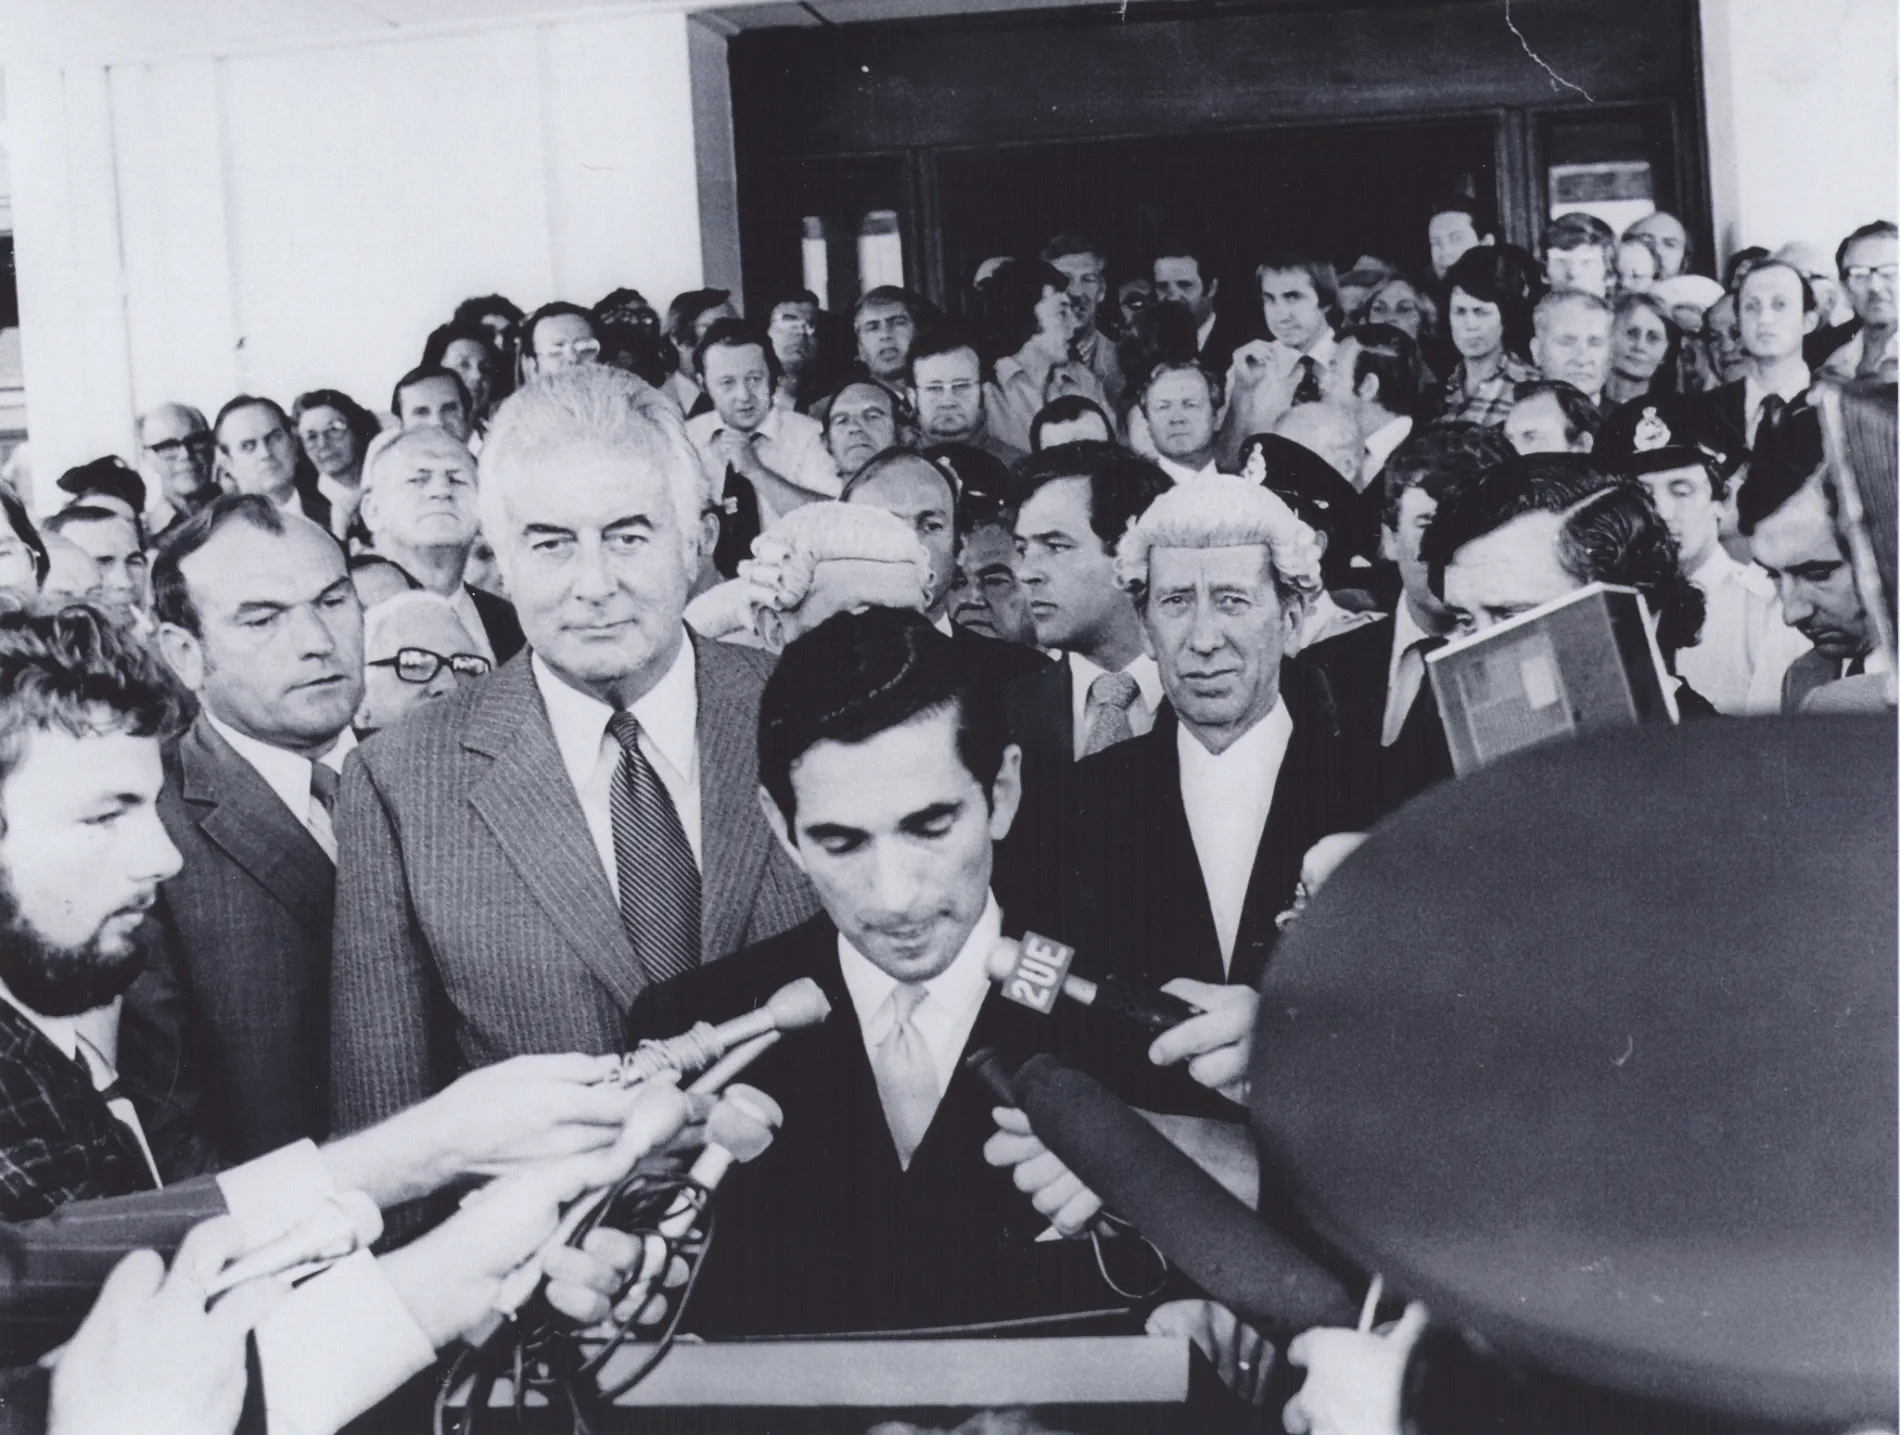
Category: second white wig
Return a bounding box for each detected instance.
[740,500,932,617]
[1114,472,1325,607]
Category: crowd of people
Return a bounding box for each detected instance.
[0,190,1889,1435]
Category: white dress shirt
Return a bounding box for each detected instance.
[1360,415,1414,487]
[534,639,702,900]
[1155,454,1220,486]
[1262,329,1337,383]
[1177,699,1294,975]
[204,714,355,861]
[316,475,359,538]
[1382,599,1438,740]
[1067,651,1164,760]
[1676,547,1813,714]
[686,406,842,527]
[837,893,1001,1102]
[1742,365,1811,447]
[1195,312,1218,356]
[448,585,497,666]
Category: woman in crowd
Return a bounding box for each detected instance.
[1604,290,1682,408]
[1615,231,1664,294]
[421,319,504,434]
[291,388,383,539]
[1436,246,1540,426]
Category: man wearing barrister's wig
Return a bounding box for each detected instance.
[684,500,932,651]
[1017,475,1372,1113]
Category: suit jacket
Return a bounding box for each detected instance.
[951,620,1048,693]
[329,636,820,1136]
[1043,660,1373,998]
[1782,648,1842,714]
[1695,379,1748,452]
[122,715,335,1171]
[465,584,525,664]
[0,1002,155,1225]
[292,473,332,533]
[1303,617,1454,819]
[625,915,1121,1338]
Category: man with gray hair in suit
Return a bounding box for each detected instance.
[330,364,819,1138]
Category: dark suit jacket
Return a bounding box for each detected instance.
[625,915,1120,1338]
[1303,617,1454,820]
[1045,661,1373,997]
[329,636,820,1136]
[1695,380,1749,452]
[465,586,526,664]
[1781,648,1842,713]
[0,1003,155,1224]
[123,716,335,1171]
[292,474,332,533]
[950,620,1047,693]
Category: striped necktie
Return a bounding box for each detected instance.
[606,711,701,985]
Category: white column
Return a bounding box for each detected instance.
[1701,0,1899,260]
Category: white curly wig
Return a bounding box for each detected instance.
[741,500,932,617]
[1114,472,1325,609]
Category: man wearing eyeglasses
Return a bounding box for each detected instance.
[357,428,524,663]
[1818,221,1899,383]
[519,303,606,383]
[356,591,491,736]
[909,326,1025,467]
[137,405,222,540]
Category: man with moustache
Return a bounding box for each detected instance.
[122,496,365,1169]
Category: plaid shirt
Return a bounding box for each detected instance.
[0,1000,155,1222]
[1439,352,1539,427]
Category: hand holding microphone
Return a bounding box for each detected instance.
[986,935,1255,1103]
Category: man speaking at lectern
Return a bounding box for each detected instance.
[628,608,1268,1340]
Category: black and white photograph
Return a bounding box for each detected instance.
[0,0,1891,1429]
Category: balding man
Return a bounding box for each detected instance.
[330,365,819,1138]
[1626,211,1692,281]
[138,404,221,539]
[358,427,523,663]
[1272,401,1363,487]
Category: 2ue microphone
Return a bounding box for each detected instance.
[987,933,1201,1035]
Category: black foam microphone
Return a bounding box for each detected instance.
[1011,1052,1356,1335]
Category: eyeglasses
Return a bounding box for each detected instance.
[144,434,215,458]
[369,648,491,684]
[539,338,601,361]
[1844,263,1899,285]
[301,423,353,444]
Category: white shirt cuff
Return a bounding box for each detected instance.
[256,1250,437,1435]
[215,1140,337,1248]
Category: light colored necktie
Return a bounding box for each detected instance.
[1383,636,1444,747]
[871,983,939,1169]
[75,1032,162,1186]
[1082,670,1142,756]
[307,761,339,862]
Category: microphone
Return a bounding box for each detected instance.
[987,934,1202,1035]
[1011,1052,1355,1336]
[490,1027,802,1320]
[614,979,831,1085]
[205,1190,383,1297]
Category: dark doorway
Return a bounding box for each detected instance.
[933,117,1496,304]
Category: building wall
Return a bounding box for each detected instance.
[7,9,733,503]
[1701,0,1898,261]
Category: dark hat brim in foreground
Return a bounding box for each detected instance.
[1251,715,1897,1427]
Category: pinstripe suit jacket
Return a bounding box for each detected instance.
[328,634,819,1136]
[122,715,336,1173]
